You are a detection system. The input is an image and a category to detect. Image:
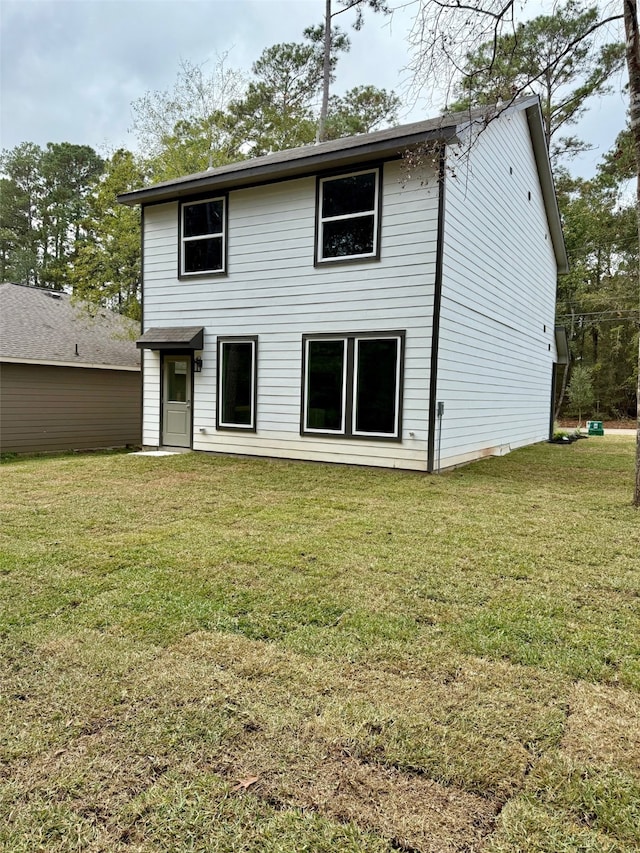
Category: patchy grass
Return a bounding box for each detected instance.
[0,437,638,851]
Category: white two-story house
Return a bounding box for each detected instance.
[119,95,568,472]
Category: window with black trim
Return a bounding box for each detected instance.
[302,332,403,440]
[181,197,226,275]
[217,337,257,430]
[317,169,380,262]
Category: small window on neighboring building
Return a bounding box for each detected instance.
[181,197,226,276]
[302,332,403,440]
[316,169,380,263]
[217,337,257,430]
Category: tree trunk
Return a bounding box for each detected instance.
[623,0,640,506]
[554,307,575,420]
[317,0,332,143]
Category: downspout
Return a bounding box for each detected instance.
[549,365,557,440]
[427,144,447,473]
[139,205,145,448]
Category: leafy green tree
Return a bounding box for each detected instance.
[0,142,43,285]
[69,150,144,320]
[151,113,240,181]
[325,85,400,138]
[449,0,624,161]
[555,131,638,419]
[226,41,329,156]
[0,176,33,283]
[598,127,636,186]
[39,142,105,289]
[227,34,398,156]
[0,141,104,289]
[130,56,246,181]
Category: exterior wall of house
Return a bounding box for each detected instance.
[0,362,141,453]
[142,159,440,470]
[435,110,558,469]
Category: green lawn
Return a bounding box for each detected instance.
[1,438,639,852]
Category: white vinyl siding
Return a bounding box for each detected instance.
[435,110,558,468]
[141,349,161,448]
[141,159,440,469]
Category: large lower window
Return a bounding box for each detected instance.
[217,337,257,430]
[181,196,226,276]
[302,332,403,440]
[316,169,380,263]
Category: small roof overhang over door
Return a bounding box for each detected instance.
[136,327,204,351]
[554,326,570,365]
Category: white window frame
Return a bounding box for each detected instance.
[316,169,380,263]
[302,337,348,435]
[352,335,402,438]
[217,337,257,431]
[181,196,226,276]
[302,332,403,440]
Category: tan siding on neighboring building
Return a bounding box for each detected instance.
[0,363,141,453]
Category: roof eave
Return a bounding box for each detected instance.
[524,102,569,275]
[117,126,458,206]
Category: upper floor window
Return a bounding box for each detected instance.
[316,169,381,263]
[181,197,226,276]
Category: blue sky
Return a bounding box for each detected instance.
[0,0,629,177]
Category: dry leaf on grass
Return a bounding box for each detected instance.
[233,775,259,792]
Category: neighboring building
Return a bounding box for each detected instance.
[0,283,141,453]
[118,95,568,472]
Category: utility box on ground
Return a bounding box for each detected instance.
[587,420,604,436]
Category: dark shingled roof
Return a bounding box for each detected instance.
[136,326,204,350]
[0,282,140,369]
[117,100,528,206]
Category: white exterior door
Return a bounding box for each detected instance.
[162,355,192,447]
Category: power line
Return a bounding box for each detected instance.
[556,310,639,319]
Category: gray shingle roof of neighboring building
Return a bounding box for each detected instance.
[0,283,141,369]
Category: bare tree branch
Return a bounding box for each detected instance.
[406,0,623,110]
